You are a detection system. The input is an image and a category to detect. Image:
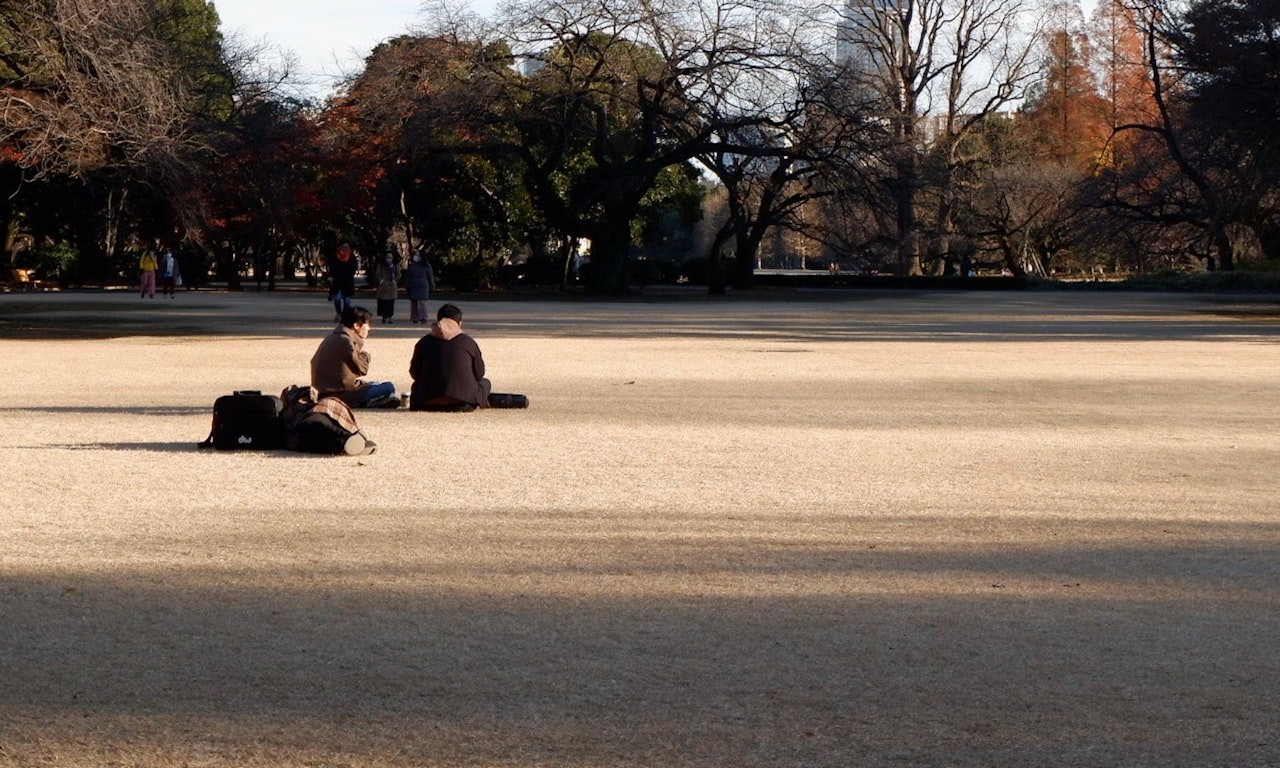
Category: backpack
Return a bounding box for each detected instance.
[280,384,363,454]
[197,390,285,450]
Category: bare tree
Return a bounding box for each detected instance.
[970,152,1084,276]
[831,0,1042,275]
[0,0,203,267]
[0,0,194,178]
[665,0,886,289]
[1096,0,1280,271]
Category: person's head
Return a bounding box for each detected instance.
[436,303,463,324]
[385,251,395,263]
[336,241,352,261]
[341,305,374,333]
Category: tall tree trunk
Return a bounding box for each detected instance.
[0,167,20,265]
[732,251,756,290]
[706,220,737,298]
[585,231,631,295]
[102,184,128,267]
[894,154,921,277]
[1212,226,1234,272]
[400,188,414,251]
[735,217,770,284]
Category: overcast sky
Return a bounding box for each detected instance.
[212,0,498,97]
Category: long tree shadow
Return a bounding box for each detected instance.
[0,406,209,416]
[28,441,218,452]
[2,516,1277,766]
[3,291,1279,343]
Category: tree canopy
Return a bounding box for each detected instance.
[3,0,1279,290]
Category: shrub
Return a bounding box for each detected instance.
[24,243,79,277]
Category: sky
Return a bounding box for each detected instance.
[213,0,1100,98]
[212,0,498,97]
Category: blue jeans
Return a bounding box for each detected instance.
[332,290,352,316]
[355,380,397,406]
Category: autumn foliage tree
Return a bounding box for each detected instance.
[197,98,328,288]
[1079,0,1280,272]
[1087,0,1156,163]
[319,33,533,289]
[0,0,227,281]
[1019,27,1110,170]
[1160,0,1280,265]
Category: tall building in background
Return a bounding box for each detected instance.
[835,0,897,83]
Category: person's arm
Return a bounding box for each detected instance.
[347,336,371,377]
[472,340,485,383]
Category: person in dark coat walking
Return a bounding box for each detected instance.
[376,251,400,323]
[329,241,358,321]
[405,250,436,324]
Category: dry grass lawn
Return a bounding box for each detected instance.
[1,288,1278,767]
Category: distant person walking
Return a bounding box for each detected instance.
[405,250,436,324]
[376,251,400,324]
[329,241,358,321]
[159,248,180,298]
[139,249,158,299]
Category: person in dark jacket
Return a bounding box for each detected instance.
[408,304,490,411]
[328,241,358,321]
[375,251,399,324]
[405,250,436,324]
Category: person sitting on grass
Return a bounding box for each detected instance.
[408,303,527,411]
[310,306,400,409]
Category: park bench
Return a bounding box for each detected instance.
[8,268,47,291]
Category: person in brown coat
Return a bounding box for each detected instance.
[310,306,399,408]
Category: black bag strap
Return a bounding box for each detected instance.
[197,409,219,449]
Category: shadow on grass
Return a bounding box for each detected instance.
[0,406,209,416]
[3,291,1280,343]
[27,441,370,456]
[29,441,210,452]
[2,517,1278,766]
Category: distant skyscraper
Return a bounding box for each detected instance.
[836,0,897,83]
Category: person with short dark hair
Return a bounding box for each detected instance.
[408,303,488,411]
[311,306,400,408]
[409,304,528,411]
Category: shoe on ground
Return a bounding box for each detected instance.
[487,393,529,409]
[342,433,367,455]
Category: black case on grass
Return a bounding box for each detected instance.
[199,390,285,450]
